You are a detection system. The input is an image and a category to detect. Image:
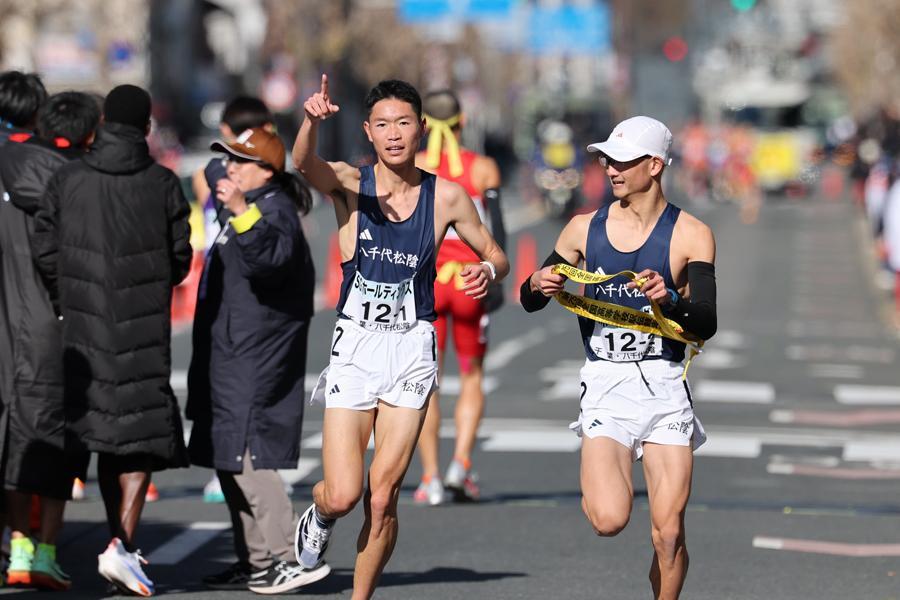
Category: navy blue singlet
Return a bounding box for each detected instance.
[336,166,437,323]
[579,202,685,363]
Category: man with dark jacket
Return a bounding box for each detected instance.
[0,69,48,589]
[0,71,47,147]
[32,84,192,597]
[0,92,100,591]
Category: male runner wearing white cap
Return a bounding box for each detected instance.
[520,116,717,600]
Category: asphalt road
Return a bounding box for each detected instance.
[24,187,900,599]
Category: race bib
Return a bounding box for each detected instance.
[343,271,416,332]
[589,322,662,362]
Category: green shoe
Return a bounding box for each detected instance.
[6,537,35,586]
[32,544,72,591]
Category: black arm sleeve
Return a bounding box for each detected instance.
[520,250,575,313]
[663,261,717,340]
[484,188,506,251]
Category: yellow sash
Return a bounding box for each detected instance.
[550,264,702,377]
[424,113,463,178]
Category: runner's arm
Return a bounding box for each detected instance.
[474,156,506,250]
[291,74,357,225]
[520,214,586,312]
[445,182,509,299]
[663,220,717,340]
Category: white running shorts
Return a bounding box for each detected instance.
[310,319,438,411]
[569,358,707,461]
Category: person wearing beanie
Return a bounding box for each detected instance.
[32,84,192,597]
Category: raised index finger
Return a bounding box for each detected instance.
[321,74,329,97]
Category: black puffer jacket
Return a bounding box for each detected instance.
[0,137,80,497]
[33,123,192,466]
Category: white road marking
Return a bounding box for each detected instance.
[693,380,775,404]
[480,430,581,453]
[695,436,761,458]
[807,363,864,379]
[753,536,900,557]
[834,385,900,405]
[708,330,745,350]
[279,457,321,485]
[692,348,744,369]
[843,441,900,462]
[151,522,230,565]
[784,344,895,364]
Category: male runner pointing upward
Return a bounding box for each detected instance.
[520,116,717,600]
[292,75,508,600]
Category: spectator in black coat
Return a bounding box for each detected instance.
[0,91,99,591]
[32,84,192,597]
[186,127,316,593]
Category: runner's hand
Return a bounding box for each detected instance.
[630,268,670,304]
[530,266,567,297]
[304,74,341,122]
[216,178,248,216]
[461,263,491,299]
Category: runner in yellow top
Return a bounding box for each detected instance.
[520,116,717,600]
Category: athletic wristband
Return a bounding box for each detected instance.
[480,260,496,281]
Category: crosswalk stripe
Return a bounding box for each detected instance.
[753,536,900,557]
[834,385,900,405]
[279,457,321,485]
[151,522,229,565]
[480,430,581,453]
[693,380,775,404]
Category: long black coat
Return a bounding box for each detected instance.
[0,137,80,498]
[32,123,192,467]
[186,181,315,472]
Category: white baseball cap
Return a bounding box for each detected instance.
[587,116,673,165]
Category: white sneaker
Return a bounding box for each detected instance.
[294,505,335,569]
[413,477,445,506]
[444,459,480,502]
[97,537,154,597]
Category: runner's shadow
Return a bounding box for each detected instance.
[299,567,526,594]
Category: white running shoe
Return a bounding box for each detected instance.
[294,505,335,569]
[97,537,154,597]
[444,459,481,502]
[247,559,331,595]
[413,476,445,506]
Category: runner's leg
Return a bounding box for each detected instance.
[452,356,484,464]
[580,436,633,536]
[313,407,374,520]
[416,347,445,480]
[352,402,426,600]
[642,442,693,600]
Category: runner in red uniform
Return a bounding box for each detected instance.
[413,90,506,504]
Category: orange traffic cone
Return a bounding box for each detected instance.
[511,234,537,302]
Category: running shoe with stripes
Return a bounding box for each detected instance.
[294,504,335,569]
[247,559,331,594]
[97,537,154,597]
[444,458,480,502]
